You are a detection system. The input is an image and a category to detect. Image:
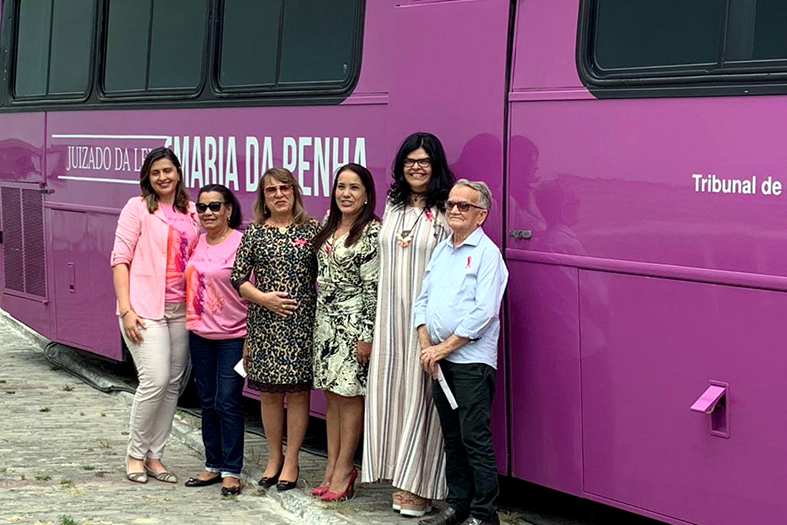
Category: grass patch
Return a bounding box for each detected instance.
[35,473,51,481]
[39,407,51,412]
[49,364,61,371]
[322,500,361,516]
[62,384,75,392]
[498,509,532,525]
[0,379,6,384]
[100,413,106,417]
[98,440,111,449]
[81,465,95,471]
[60,478,74,487]
[60,515,79,525]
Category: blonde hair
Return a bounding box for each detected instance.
[253,167,309,225]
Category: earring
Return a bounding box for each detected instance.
[364,200,368,205]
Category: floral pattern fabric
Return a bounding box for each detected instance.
[312,220,381,397]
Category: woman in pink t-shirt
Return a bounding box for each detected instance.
[183,184,248,497]
[111,147,199,484]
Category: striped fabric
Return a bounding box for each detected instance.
[362,201,449,499]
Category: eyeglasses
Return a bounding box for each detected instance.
[446,200,486,212]
[196,201,224,213]
[403,157,431,168]
[264,184,293,196]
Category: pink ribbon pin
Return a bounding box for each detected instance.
[466,256,472,269]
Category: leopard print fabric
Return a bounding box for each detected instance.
[230,220,319,392]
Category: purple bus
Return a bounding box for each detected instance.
[1,1,783,523]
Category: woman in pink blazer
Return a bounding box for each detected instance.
[111,147,199,484]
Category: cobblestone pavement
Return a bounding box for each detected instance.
[0,317,299,525]
[0,312,662,525]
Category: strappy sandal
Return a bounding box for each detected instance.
[125,456,147,484]
[145,464,178,483]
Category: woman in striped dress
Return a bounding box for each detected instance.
[362,132,455,516]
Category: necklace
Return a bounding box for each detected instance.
[396,205,427,248]
[266,218,293,233]
[206,227,230,245]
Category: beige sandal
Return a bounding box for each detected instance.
[125,456,147,484]
[145,464,178,483]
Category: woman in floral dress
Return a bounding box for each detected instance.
[311,163,380,501]
[230,167,319,491]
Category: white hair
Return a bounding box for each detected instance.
[454,179,491,210]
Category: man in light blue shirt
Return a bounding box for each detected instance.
[414,180,508,525]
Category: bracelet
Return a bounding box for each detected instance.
[120,310,131,319]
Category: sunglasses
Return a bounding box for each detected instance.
[445,200,486,212]
[196,201,225,213]
[264,184,293,196]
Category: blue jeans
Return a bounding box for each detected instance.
[188,333,245,477]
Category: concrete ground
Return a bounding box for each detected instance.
[0,311,663,525]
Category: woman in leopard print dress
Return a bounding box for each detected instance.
[230,167,318,491]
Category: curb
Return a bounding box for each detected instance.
[169,408,356,525]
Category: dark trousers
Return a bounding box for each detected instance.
[432,360,498,521]
[188,333,245,476]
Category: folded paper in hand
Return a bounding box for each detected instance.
[234,358,247,379]
[436,364,458,410]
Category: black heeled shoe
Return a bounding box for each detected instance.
[258,466,282,489]
[276,468,299,492]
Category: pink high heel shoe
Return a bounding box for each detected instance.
[311,484,330,497]
[321,468,358,502]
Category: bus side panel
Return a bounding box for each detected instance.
[0,112,51,337]
[386,0,511,472]
[49,208,120,359]
[88,211,123,360]
[0,113,45,184]
[581,273,787,525]
[510,0,585,91]
[506,260,582,495]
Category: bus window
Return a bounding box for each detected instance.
[217,0,361,91]
[726,0,787,62]
[218,0,281,88]
[593,1,723,72]
[14,0,95,99]
[103,0,209,95]
[582,0,787,94]
[279,0,357,84]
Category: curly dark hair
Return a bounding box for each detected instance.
[388,132,455,210]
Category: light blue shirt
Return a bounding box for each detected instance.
[413,227,508,369]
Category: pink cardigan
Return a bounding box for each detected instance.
[111,196,199,320]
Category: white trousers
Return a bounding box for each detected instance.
[120,302,189,460]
